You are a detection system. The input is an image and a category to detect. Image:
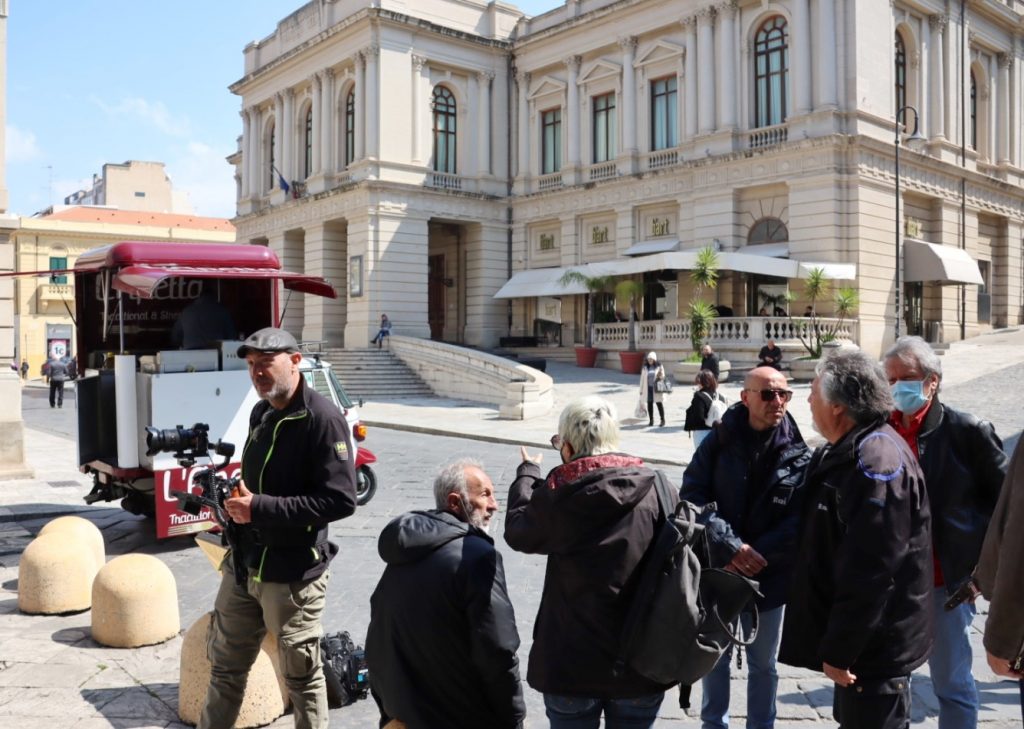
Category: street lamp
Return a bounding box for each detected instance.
[894,105,927,340]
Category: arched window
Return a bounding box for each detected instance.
[748,217,789,245]
[345,89,355,166]
[303,106,313,178]
[970,71,977,151]
[754,16,789,128]
[895,32,907,113]
[432,86,457,174]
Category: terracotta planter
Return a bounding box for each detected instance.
[619,350,645,374]
[574,347,599,368]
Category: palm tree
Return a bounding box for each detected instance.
[615,279,645,352]
[558,270,614,349]
[688,246,720,351]
[787,267,860,358]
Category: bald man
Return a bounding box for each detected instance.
[681,367,811,729]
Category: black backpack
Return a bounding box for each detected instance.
[616,472,762,687]
[321,631,370,708]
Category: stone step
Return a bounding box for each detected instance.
[321,348,435,400]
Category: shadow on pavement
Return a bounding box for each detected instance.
[81,682,180,725]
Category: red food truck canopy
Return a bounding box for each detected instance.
[113,265,337,299]
[74,241,283,272]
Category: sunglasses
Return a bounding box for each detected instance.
[745,388,793,403]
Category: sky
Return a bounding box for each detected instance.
[5,0,561,220]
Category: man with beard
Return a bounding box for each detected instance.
[199,327,357,729]
[366,459,525,729]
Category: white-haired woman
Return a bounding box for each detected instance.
[638,351,667,427]
[505,396,672,728]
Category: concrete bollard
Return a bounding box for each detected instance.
[91,554,180,647]
[178,611,289,727]
[39,515,106,571]
[18,532,97,614]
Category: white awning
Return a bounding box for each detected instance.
[623,239,680,256]
[904,239,984,285]
[493,260,621,299]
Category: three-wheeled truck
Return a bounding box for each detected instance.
[66,240,362,538]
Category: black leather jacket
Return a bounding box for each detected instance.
[915,398,1006,593]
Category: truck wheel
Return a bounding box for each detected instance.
[356,465,377,506]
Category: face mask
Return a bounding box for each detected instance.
[891,380,930,414]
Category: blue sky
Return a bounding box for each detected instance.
[5,0,561,219]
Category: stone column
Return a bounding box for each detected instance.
[303,222,347,346]
[311,74,322,176]
[792,0,811,115]
[268,230,305,335]
[355,52,366,161]
[282,89,295,182]
[517,71,531,178]
[364,44,380,160]
[997,52,1011,164]
[250,107,262,193]
[1011,37,1021,167]
[273,94,285,189]
[717,1,737,130]
[929,15,947,141]
[697,7,716,134]
[816,0,837,109]
[240,109,251,198]
[683,17,698,139]
[411,55,426,164]
[565,55,581,168]
[320,70,334,175]
[619,36,638,154]
[477,71,494,177]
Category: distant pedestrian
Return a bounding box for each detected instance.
[638,352,667,427]
[884,336,1007,729]
[20,359,28,380]
[45,356,69,408]
[700,344,720,380]
[683,369,724,449]
[371,314,392,349]
[758,338,783,370]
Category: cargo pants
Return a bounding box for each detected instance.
[199,556,330,729]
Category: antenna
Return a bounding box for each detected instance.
[46,165,53,208]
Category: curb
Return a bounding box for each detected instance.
[0,503,95,525]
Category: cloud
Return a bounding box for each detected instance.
[90,95,193,138]
[7,124,41,162]
[165,141,236,218]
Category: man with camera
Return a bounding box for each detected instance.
[199,327,357,729]
[366,458,525,729]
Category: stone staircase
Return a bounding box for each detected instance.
[320,347,435,400]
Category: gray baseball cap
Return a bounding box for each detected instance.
[236,327,300,357]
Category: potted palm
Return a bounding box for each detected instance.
[674,247,729,381]
[615,279,646,374]
[786,267,860,379]
[558,269,614,368]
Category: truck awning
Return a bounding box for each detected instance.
[112,265,337,299]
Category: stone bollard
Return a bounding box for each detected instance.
[18,532,97,614]
[39,515,106,571]
[178,611,289,727]
[91,554,180,647]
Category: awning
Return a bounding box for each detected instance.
[112,265,337,299]
[904,239,984,285]
[623,239,680,256]
[493,261,620,299]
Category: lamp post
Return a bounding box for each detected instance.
[894,105,927,340]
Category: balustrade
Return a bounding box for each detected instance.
[591,316,857,350]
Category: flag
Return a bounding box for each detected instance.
[278,174,290,195]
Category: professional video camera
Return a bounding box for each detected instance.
[144,422,247,585]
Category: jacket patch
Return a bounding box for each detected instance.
[334,441,349,461]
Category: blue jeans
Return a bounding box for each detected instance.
[928,587,978,729]
[545,692,664,729]
[701,605,785,729]
[693,429,711,450]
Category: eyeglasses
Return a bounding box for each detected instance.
[745,388,793,403]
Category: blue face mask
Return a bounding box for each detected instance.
[891,380,930,414]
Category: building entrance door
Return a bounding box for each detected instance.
[905,282,923,337]
[428,254,446,340]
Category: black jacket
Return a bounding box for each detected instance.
[780,421,933,679]
[681,405,811,608]
[683,389,724,432]
[366,510,525,729]
[504,454,672,698]
[239,378,357,582]
[701,353,720,379]
[915,398,1006,593]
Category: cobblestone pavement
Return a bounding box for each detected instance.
[1,333,1024,727]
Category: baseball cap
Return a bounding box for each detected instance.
[236,327,300,357]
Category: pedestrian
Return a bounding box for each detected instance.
[20,359,28,380]
[780,349,932,729]
[370,313,392,348]
[883,335,1007,729]
[976,435,1024,718]
[700,344,720,380]
[758,338,783,370]
[638,351,667,427]
[366,458,526,729]
[683,369,725,450]
[198,327,357,729]
[505,396,673,728]
[681,366,810,729]
[44,355,69,408]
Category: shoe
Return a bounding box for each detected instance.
[660,421,665,427]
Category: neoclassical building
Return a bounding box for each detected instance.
[230,0,1024,357]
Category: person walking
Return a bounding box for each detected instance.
[682,366,810,729]
[883,336,1007,729]
[505,396,673,728]
[638,352,667,427]
[781,350,932,729]
[683,369,725,450]
[366,459,525,729]
[198,327,358,729]
[45,356,69,408]
[19,359,28,380]
[700,344,720,380]
[370,314,392,348]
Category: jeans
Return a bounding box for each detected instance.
[928,587,978,729]
[545,692,664,729]
[693,429,711,450]
[833,676,911,729]
[701,605,785,729]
